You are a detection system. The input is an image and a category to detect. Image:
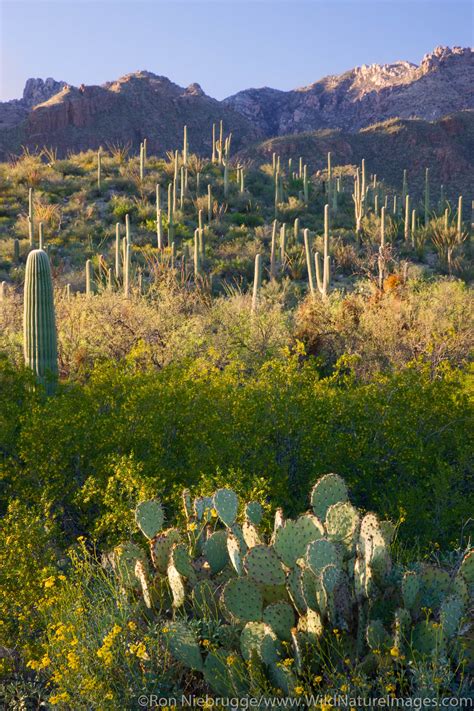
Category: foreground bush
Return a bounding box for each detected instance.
[16,475,474,708]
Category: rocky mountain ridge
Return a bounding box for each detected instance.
[224,46,473,134]
[0,46,472,159]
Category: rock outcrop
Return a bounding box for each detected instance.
[0,46,472,158]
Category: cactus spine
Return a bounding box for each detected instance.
[23,249,58,392]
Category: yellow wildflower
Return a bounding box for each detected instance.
[187,522,197,531]
[340,684,348,692]
[129,641,150,661]
[128,621,137,631]
[50,691,71,705]
[390,646,400,658]
[294,686,304,696]
[314,675,323,684]
[282,658,293,667]
[226,654,237,665]
[386,684,396,693]
[67,651,80,670]
[43,576,55,589]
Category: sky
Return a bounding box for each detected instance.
[0,0,472,102]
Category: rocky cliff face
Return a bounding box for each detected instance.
[0,72,262,158]
[225,46,474,134]
[0,46,472,158]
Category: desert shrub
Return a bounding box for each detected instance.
[20,543,180,709]
[294,280,473,377]
[1,352,471,553]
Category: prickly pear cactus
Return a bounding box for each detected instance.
[135,499,164,539]
[112,474,471,698]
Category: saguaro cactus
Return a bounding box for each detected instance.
[28,187,34,247]
[97,149,102,191]
[251,253,262,313]
[303,228,315,296]
[23,249,58,392]
[315,204,331,298]
[352,160,366,237]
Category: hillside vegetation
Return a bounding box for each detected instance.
[0,130,473,707]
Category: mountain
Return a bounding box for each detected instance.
[225,46,474,135]
[0,46,472,160]
[237,111,474,199]
[0,72,262,159]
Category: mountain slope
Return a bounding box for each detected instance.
[225,46,473,135]
[0,72,262,158]
[0,46,472,159]
[238,111,474,199]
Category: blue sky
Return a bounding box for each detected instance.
[0,0,472,101]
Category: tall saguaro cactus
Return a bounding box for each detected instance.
[315,204,331,298]
[28,187,34,246]
[23,249,58,392]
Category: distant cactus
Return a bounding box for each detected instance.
[28,187,34,247]
[23,249,58,392]
[314,204,330,298]
[251,253,262,312]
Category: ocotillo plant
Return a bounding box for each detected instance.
[23,249,58,393]
[315,204,331,298]
[251,253,262,313]
[28,187,34,246]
